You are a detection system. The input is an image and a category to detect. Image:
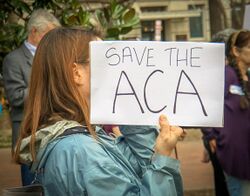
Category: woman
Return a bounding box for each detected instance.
[201,28,237,196]
[205,30,250,196]
[14,27,184,196]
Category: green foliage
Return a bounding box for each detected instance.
[0,0,139,73]
[95,0,139,40]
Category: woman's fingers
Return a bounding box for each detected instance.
[171,126,184,137]
[178,129,187,141]
[159,114,184,139]
[112,126,122,137]
[156,114,186,157]
[159,114,170,133]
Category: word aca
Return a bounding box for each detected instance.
[113,69,207,116]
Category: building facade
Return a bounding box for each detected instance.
[127,0,210,41]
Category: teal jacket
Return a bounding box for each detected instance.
[19,120,183,196]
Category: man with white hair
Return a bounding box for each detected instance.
[2,9,60,185]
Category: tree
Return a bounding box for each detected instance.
[0,0,140,73]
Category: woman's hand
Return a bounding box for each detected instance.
[112,126,122,137]
[154,115,184,156]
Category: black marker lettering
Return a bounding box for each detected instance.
[105,47,121,66]
[173,70,207,116]
[133,47,147,65]
[177,49,188,66]
[190,47,203,67]
[164,48,177,66]
[122,47,133,63]
[144,70,167,113]
[146,48,155,67]
[113,71,144,113]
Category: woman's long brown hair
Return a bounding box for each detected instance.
[226,30,250,109]
[14,27,101,163]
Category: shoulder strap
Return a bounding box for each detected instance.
[60,126,89,137]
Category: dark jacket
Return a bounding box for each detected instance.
[203,65,250,180]
[2,43,33,121]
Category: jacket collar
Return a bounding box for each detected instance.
[19,120,82,169]
[21,43,33,67]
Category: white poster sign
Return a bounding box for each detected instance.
[90,41,225,127]
[243,5,250,30]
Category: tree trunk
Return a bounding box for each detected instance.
[231,0,246,29]
[209,0,224,35]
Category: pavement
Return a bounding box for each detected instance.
[0,130,215,196]
[177,139,214,196]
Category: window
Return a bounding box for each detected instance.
[141,20,165,41]
[188,5,204,38]
[141,21,155,41]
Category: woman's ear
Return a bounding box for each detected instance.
[73,63,83,85]
[232,46,240,58]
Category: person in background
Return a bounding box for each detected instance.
[2,9,60,186]
[203,30,250,196]
[14,27,185,196]
[201,28,236,196]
